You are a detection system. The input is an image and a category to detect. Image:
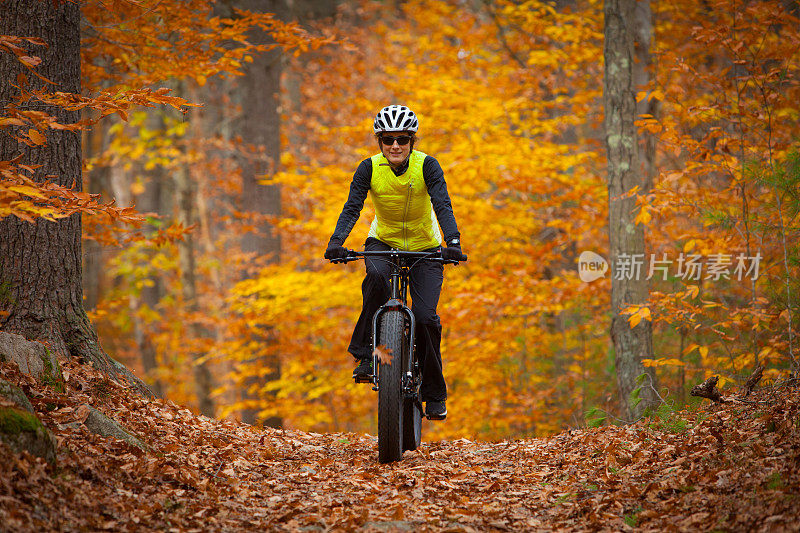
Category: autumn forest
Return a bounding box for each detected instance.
[2,0,800,529]
[1,0,799,439]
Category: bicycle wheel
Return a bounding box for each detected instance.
[402,393,422,451]
[378,310,404,463]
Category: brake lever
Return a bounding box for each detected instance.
[330,250,360,264]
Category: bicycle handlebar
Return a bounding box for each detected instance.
[330,248,467,265]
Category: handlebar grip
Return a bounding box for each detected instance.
[443,253,467,264]
[329,249,358,264]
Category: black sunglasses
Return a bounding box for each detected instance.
[380,135,412,146]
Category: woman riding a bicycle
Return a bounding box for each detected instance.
[324,105,464,421]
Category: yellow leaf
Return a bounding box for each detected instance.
[757,347,774,359]
[636,89,664,102]
[656,358,686,367]
[634,206,652,225]
[682,343,698,355]
[683,285,699,299]
[683,239,696,252]
[699,346,709,359]
[0,117,25,127]
[28,128,46,145]
[131,181,146,195]
[8,185,47,198]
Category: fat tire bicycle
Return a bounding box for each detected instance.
[331,248,466,463]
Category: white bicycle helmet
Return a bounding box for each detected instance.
[373,105,419,134]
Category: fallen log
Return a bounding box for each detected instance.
[691,376,728,403]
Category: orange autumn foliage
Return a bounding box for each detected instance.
[11,0,795,441]
[223,0,800,439]
[636,0,800,391]
[224,0,610,439]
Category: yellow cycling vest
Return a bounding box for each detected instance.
[367,150,442,251]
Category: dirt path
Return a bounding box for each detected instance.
[1,359,798,531]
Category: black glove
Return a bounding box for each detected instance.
[325,244,348,261]
[441,244,466,262]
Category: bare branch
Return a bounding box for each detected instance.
[741,364,764,398]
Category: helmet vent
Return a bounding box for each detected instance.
[373,105,419,133]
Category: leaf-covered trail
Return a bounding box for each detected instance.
[1,359,798,532]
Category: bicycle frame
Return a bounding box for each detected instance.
[368,251,418,394]
[334,249,455,392]
[331,246,465,461]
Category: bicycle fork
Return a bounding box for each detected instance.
[370,300,416,392]
[367,263,422,402]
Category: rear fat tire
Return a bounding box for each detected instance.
[378,311,405,463]
[402,397,422,451]
[402,320,422,452]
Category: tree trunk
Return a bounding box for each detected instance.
[133,111,166,397]
[633,0,659,191]
[82,115,107,312]
[0,0,152,397]
[238,0,283,264]
[234,0,288,427]
[283,0,340,155]
[176,83,215,417]
[603,0,658,419]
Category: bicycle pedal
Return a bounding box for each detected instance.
[353,375,373,384]
[425,413,447,421]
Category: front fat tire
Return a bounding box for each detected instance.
[378,311,404,463]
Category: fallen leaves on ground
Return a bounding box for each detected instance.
[1,359,798,532]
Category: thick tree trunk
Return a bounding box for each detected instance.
[238,0,283,263]
[176,160,215,417]
[0,0,152,397]
[603,0,658,419]
[234,0,288,427]
[133,112,166,397]
[176,83,215,417]
[283,0,339,156]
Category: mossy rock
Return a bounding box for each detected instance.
[0,406,57,464]
[0,332,64,391]
[80,404,147,451]
[0,378,34,413]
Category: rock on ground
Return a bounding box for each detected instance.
[0,332,63,388]
[0,405,57,464]
[0,378,34,412]
[79,404,147,450]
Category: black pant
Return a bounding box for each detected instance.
[348,237,447,402]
